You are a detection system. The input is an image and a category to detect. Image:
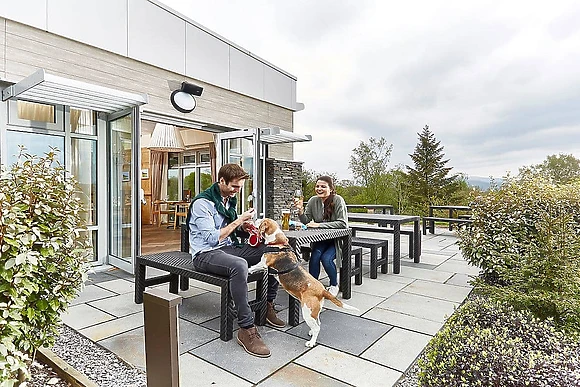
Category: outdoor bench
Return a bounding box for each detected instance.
[134,225,267,341]
[300,245,364,286]
[350,224,414,258]
[422,216,473,235]
[351,237,388,278]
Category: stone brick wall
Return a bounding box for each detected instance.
[265,158,303,221]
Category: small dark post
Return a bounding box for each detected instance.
[143,288,182,387]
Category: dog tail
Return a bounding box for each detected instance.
[323,290,360,312]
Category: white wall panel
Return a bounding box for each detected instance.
[0,0,46,30]
[47,0,127,56]
[185,23,229,89]
[128,0,185,74]
[264,66,292,109]
[229,48,264,101]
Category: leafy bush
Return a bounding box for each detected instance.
[459,176,580,283]
[418,297,580,387]
[0,149,90,384]
[458,176,580,333]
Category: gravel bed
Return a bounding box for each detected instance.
[394,361,421,387]
[29,360,71,387]
[48,325,146,387]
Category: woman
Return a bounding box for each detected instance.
[294,176,348,296]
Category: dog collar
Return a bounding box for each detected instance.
[268,261,300,275]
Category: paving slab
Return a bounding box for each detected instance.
[295,345,402,387]
[256,363,350,387]
[287,309,392,355]
[70,284,116,306]
[445,273,474,287]
[377,292,457,323]
[435,259,480,276]
[179,292,222,324]
[99,327,145,370]
[95,278,135,294]
[324,290,386,315]
[61,304,115,330]
[88,292,143,317]
[178,318,220,354]
[402,279,472,303]
[79,311,144,342]
[190,328,308,384]
[396,266,454,283]
[363,307,443,336]
[362,327,432,372]
[350,277,409,298]
[179,353,252,387]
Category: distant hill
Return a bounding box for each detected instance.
[466,176,503,191]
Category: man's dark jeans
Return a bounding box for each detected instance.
[192,244,278,328]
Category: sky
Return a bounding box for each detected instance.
[160,0,580,181]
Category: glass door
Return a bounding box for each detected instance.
[108,108,140,272]
[215,129,265,217]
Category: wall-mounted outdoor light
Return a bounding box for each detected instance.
[170,82,203,113]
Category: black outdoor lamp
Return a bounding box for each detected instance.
[170,82,203,113]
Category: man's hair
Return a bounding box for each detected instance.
[218,163,250,183]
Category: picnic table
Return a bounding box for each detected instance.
[346,204,394,215]
[347,213,421,274]
[284,228,352,326]
[428,205,472,231]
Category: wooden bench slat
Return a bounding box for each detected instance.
[422,216,473,235]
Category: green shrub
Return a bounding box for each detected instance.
[418,297,580,387]
[0,148,90,384]
[459,176,580,283]
[458,176,580,333]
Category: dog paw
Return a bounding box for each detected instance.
[305,340,316,348]
[308,330,313,336]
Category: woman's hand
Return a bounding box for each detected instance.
[293,197,304,213]
[306,221,320,228]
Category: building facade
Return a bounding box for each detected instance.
[0,0,308,273]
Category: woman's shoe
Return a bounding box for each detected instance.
[328,285,339,297]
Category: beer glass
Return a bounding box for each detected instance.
[281,209,291,231]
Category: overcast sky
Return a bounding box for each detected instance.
[161,0,580,181]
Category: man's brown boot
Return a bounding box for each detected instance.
[237,326,270,358]
[266,301,286,328]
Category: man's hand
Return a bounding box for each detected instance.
[241,220,254,233]
[239,208,255,223]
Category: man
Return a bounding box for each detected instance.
[187,163,285,358]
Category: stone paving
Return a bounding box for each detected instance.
[61,229,477,386]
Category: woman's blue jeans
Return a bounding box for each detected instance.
[308,240,337,286]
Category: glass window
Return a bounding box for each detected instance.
[5,130,64,166]
[167,169,179,200]
[168,153,179,168]
[183,168,195,195]
[16,100,55,123]
[183,153,195,165]
[200,167,212,191]
[71,138,97,226]
[70,108,97,135]
[8,100,63,131]
[199,153,210,163]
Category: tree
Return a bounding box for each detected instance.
[519,153,580,184]
[406,125,458,212]
[348,137,393,204]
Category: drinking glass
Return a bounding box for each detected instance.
[293,189,303,218]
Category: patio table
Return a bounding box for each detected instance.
[284,228,352,326]
[347,213,421,274]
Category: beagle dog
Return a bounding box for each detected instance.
[249,218,359,347]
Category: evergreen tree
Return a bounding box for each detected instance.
[406,125,457,211]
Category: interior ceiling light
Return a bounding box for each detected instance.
[170,82,203,113]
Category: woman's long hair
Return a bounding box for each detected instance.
[318,175,336,221]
